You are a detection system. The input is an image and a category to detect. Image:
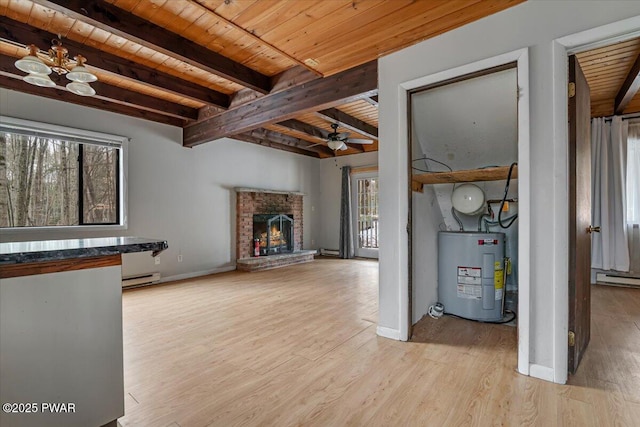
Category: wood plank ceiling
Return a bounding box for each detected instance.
[576,36,640,118]
[0,0,525,158]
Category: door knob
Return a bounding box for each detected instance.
[587,226,601,233]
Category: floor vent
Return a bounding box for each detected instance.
[596,272,640,287]
[122,272,161,288]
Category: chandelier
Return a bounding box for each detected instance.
[14,39,98,97]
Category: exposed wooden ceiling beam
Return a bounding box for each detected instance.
[84,81,197,121]
[615,53,640,115]
[0,70,185,127]
[231,133,321,158]
[226,66,320,111]
[36,0,272,94]
[0,18,230,108]
[344,143,365,153]
[246,128,335,157]
[0,54,198,121]
[273,120,364,153]
[270,66,321,92]
[183,60,377,147]
[314,108,378,140]
[197,105,226,121]
[224,66,320,112]
[276,119,330,140]
[336,144,364,155]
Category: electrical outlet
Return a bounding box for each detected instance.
[177,255,183,263]
[154,257,160,265]
[312,239,315,245]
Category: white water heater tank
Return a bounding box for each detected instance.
[438,231,505,321]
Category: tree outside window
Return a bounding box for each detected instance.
[0,132,119,228]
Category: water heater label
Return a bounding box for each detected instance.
[457,284,482,299]
[458,275,481,285]
[494,261,504,301]
[457,267,482,299]
[478,239,499,245]
[458,267,481,277]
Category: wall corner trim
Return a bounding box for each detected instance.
[376,326,402,340]
[529,364,557,383]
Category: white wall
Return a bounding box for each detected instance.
[378,0,640,382]
[411,185,443,324]
[318,151,378,250]
[0,88,321,281]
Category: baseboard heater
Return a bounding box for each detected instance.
[122,272,161,288]
[596,272,640,287]
[320,248,340,256]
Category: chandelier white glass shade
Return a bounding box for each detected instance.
[14,41,98,96]
[66,82,96,96]
[14,51,52,75]
[23,73,56,88]
[67,65,98,83]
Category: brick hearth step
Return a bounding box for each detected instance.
[236,250,317,272]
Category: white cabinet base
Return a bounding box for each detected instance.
[0,265,124,427]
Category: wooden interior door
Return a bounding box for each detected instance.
[568,55,592,375]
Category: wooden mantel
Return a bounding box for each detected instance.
[412,165,518,192]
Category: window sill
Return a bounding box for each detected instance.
[0,224,128,238]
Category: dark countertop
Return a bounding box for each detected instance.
[0,237,168,265]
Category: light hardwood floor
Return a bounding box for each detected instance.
[119,259,640,426]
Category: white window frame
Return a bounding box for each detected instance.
[0,116,129,236]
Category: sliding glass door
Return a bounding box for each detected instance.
[352,173,379,258]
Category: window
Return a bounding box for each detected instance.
[0,117,126,229]
[352,173,379,258]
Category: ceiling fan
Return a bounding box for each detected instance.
[324,123,374,151]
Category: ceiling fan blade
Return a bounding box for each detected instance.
[347,138,374,145]
[337,132,350,139]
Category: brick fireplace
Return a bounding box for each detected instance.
[235,188,313,271]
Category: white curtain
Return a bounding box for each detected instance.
[627,122,640,273]
[591,117,629,272]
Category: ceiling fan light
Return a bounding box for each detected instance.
[66,65,97,82]
[327,140,343,150]
[66,81,96,96]
[23,73,56,87]
[15,55,51,75]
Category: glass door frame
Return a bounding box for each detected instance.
[351,171,379,259]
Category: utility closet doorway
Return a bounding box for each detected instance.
[406,51,530,375]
